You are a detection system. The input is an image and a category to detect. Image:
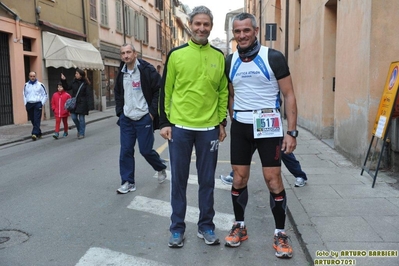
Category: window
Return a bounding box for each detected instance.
[143,16,149,44]
[90,0,97,20]
[100,0,108,26]
[133,13,149,44]
[155,0,163,10]
[125,6,134,36]
[171,26,176,39]
[156,23,162,50]
[23,37,32,51]
[134,11,140,39]
[116,0,122,31]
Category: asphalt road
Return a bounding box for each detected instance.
[0,116,310,266]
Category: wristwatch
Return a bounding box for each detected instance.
[287,130,299,138]
[220,119,227,127]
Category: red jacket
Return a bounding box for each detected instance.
[51,91,71,117]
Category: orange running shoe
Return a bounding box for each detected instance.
[273,232,293,258]
[224,223,248,247]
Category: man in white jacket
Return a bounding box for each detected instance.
[23,71,48,140]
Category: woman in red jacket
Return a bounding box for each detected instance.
[51,82,71,139]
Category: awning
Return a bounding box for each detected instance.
[42,31,104,70]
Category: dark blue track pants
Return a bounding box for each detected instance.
[26,102,43,136]
[168,126,219,234]
[119,113,165,185]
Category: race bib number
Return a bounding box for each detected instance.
[253,110,283,138]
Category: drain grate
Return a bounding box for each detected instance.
[0,230,29,249]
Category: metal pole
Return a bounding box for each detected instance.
[269,24,273,48]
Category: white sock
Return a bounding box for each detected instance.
[235,221,245,228]
[274,229,285,235]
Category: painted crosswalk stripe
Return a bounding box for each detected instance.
[76,247,172,266]
[153,170,231,191]
[127,196,235,231]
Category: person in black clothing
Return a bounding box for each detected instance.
[114,43,167,194]
[60,69,94,139]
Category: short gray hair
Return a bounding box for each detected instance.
[232,13,257,29]
[188,6,213,25]
[121,43,136,52]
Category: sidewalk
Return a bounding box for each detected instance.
[282,128,399,265]
[1,111,398,265]
[0,108,115,146]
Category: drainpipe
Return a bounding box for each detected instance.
[0,2,21,43]
[122,0,126,43]
[81,0,87,41]
[14,16,21,43]
[259,0,262,42]
[285,0,289,59]
[34,0,39,26]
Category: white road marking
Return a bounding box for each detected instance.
[76,247,172,266]
[127,196,235,231]
[154,170,231,191]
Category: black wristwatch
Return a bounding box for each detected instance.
[220,119,227,127]
[287,130,299,138]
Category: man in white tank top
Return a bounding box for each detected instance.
[224,13,298,259]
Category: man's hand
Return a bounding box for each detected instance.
[219,125,227,142]
[160,126,172,140]
[281,135,297,154]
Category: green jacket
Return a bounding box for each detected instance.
[159,39,228,128]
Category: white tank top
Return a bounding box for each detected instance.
[229,46,280,124]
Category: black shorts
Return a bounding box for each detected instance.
[230,119,282,167]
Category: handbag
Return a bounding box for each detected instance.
[64,83,84,111]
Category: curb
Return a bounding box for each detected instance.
[0,115,114,147]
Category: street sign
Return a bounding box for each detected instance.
[362,61,399,187]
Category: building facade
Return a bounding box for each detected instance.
[0,0,104,126]
[0,0,191,127]
[225,8,244,55]
[98,0,164,108]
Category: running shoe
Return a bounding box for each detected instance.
[197,229,220,245]
[168,232,184,248]
[273,232,293,258]
[116,181,136,194]
[225,223,248,247]
[294,177,307,187]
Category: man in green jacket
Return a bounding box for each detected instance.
[159,5,228,248]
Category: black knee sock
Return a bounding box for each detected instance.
[270,190,287,229]
[232,186,248,222]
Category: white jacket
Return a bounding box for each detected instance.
[23,80,48,105]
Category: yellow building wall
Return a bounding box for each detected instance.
[333,1,372,161]
[286,0,399,165]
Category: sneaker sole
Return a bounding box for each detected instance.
[158,177,167,184]
[197,232,220,245]
[224,241,241,247]
[225,235,248,247]
[168,243,184,248]
[116,188,136,194]
[274,251,293,258]
[168,237,184,248]
[294,182,306,187]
